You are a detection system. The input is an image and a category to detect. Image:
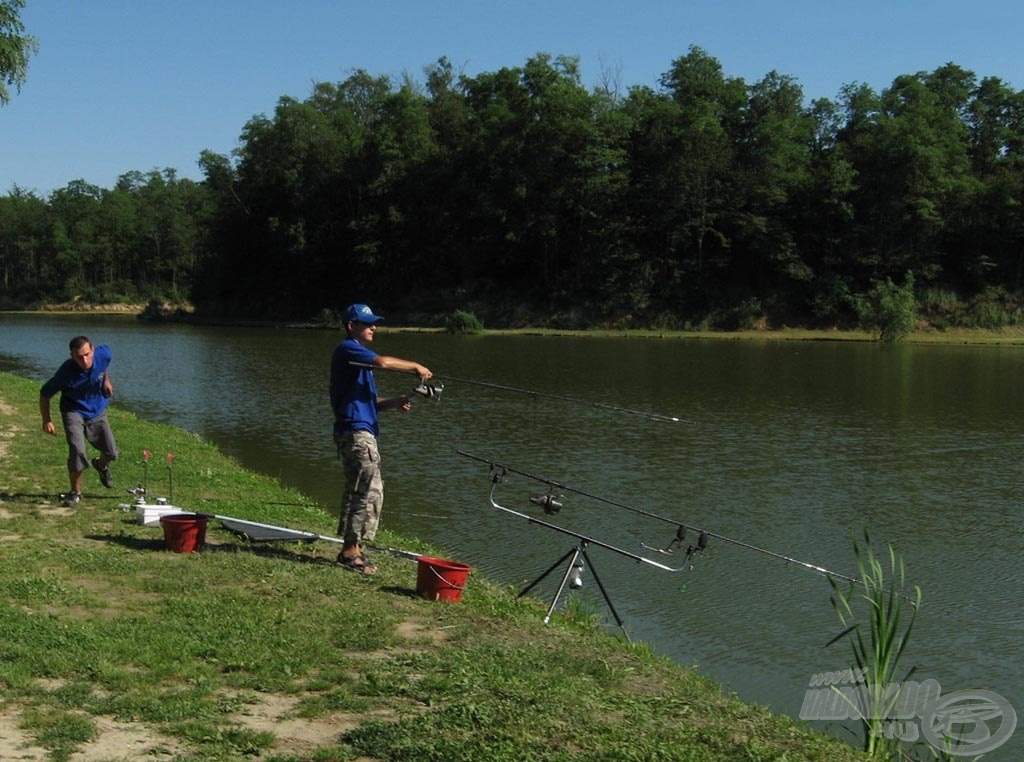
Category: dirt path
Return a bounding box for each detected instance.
[0,691,368,760]
[0,395,18,460]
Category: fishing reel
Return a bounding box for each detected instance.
[126,485,148,506]
[529,492,564,515]
[412,380,444,401]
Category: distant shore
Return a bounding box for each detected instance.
[6,303,1024,345]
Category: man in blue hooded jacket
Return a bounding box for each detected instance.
[39,336,119,506]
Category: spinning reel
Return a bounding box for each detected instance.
[411,380,444,400]
[529,491,564,515]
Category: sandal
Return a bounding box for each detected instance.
[337,552,378,575]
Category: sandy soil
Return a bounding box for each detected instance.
[0,691,368,761]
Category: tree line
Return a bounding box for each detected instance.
[2,48,1023,330]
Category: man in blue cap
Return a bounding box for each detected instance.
[329,303,432,573]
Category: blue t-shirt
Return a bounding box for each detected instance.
[329,338,380,437]
[40,344,113,420]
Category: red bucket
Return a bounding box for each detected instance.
[416,556,470,603]
[160,514,208,553]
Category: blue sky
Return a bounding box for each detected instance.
[3,0,1022,196]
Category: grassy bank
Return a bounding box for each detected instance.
[0,371,865,762]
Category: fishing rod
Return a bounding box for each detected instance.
[458,450,905,594]
[348,362,690,423]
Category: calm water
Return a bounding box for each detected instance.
[2,313,1022,759]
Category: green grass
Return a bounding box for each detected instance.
[0,370,867,761]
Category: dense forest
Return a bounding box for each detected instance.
[2,48,1023,330]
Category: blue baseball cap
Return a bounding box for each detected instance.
[343,303,384,324]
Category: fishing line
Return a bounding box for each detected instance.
[348,362,690,423]
[457,450,918,600]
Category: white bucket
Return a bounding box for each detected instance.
[136,503,193,526]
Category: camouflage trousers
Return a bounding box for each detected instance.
[335,429,384,544]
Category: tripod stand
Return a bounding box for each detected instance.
[517,539,632,642]
[468,456,689,639]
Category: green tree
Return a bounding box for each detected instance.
[132,169,199,295]
[0,185,49,294]
[46,180,104,298]
[516,54,613,306]
[410,57,476,302]
[956,76,1024,292]
[193,149,249,307]
[355,77,438,300]
[215,70,415,315]
[617,85,681,312]
[626,46,746,318]
[446,54,620,320]
[229,93,352,312]
[0,0,37,106]
[109,169,206,298]
[841,68,978,289]
[730,70,816,314]
[795,97,858,324]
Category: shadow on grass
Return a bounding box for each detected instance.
[1,491,57,502]
[0,490,318,511]
[1,491,128,503]
[379,586,420,599]
[85,533,169,552]
[83,525,423,598]
[86,530,338,564]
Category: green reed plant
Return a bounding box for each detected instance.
[827,529,922,759]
